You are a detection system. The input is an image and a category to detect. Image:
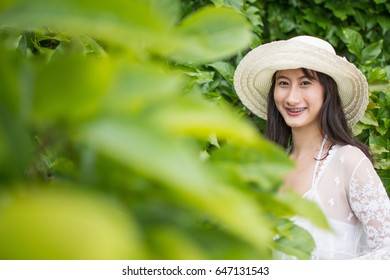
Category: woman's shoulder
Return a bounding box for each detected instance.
[333,144,367,159]
[335,144,365,154]
[332,144,370,171]
[333,145,371,171]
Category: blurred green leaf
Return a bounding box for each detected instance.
[103,61,185,115]
[165,6,252,63]
[147,227,207,259]
[148,0,181,27]
[0,110,32,181]
[0,47,22,115]
[274,219,315,260]
[276,192,330,230]
[31,55,112,124]
[80,118,274,253]
[148,95,262,146]
[325,2,351,20]
[361,41,382,62]
[0,0,173,54]
[210,144,293,192]
[0,186,142,259]
[378,16,390,34]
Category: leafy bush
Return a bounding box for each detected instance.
[0,0,387,260]
[0,0,329,260]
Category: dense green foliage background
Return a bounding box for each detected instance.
[0,0,388,259]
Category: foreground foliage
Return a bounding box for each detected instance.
[0,0,388,260]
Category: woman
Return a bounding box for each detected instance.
[233,35,390,259]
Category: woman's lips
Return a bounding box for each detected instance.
[286,107,307,116]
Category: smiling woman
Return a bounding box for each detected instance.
[234,35,390,259]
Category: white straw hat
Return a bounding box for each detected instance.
[233,35,369,126]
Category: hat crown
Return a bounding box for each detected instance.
[289,35,336,55]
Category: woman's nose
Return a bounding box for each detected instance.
[285,86,301,105]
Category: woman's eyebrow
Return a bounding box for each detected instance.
[276,75,313,80]
[275,75,289,80]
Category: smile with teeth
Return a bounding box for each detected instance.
[286,107,307,115]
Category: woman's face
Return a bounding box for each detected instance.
[273,68,324,130]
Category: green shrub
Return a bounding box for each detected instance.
[0,0,387,260]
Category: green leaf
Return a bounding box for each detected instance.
[31,55,112,124]
[375,160,390,171]
[211,0,244,10]
[352,122,369,136]
[276,192,330,230]
[166,6,251,63]
[210,144,293,192]
[343,28,364,58]
[303,8,328,29]
[103,61,185,115]
[361,41,383,62]
[0,110,32,181]
[149,95,263,146]
[244,6,263,27]
[182,67,215,84]
[80,118,274,253]
[208,61,235,82]
[377,16,390,34]
[369,133,387,147]
[370,144,388,157]
[274,219,315,260]
[360,110,379,126]
[280,16,296,33]
[148,0,181,27]
[378,170,390,195]
[0,0,173,53]
[367,98,381,110]
[148,227,207,259]
[0,186,142,259]
[352,10,366,30]
[325,2,351,20]
[375,126,387,136]
[0,47,23,115]
[368,67,388,84]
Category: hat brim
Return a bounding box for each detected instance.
[233,40,368,127]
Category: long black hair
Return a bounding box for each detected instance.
[265,68,372,160]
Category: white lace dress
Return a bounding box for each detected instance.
[284,143,390,259]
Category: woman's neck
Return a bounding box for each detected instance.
[290,127,324,159]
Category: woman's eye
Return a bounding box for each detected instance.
[301,80,312,86]
[278,81,289,87]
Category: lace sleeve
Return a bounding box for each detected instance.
[349,157,390,260]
